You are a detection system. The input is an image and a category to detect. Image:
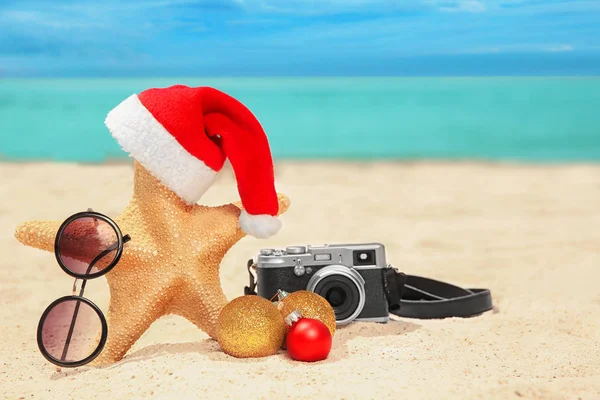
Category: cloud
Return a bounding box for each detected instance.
[232,0,475,15]
[545,44,574,52]
[50,0,238,12]
[489,0,600,15]
[0,9,108,30]
[226,18,283,25]
[0,4,161,61]
[455,43,576,55]
[452,0,486,12]
[205,8,596,59]
[0,1,210,51]
[236,0,600,15]
[229,0,600,16]
[427,0,486,13]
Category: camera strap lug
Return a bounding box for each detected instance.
[384,265,407,311]
[244,259,258,296]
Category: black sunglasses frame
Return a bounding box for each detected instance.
[54,210,128,280]
[37,209,130,369]
[37,295,108,368]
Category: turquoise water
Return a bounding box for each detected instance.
[1,77,599,162]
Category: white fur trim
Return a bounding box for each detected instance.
[239,210,281,239]
[104,94,217,204]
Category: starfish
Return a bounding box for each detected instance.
[14,160,290,366]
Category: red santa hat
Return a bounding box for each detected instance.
[104,85,281,239]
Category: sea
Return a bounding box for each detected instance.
[0,77,599,162]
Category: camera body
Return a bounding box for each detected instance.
[254,243,393,325]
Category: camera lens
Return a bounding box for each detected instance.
[325,287,346,307]
[306,265,366,325]
[316,277,360,322]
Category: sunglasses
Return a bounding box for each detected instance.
[37,209,130,369]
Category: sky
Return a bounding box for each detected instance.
[0,0,599,77]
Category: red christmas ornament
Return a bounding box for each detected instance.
[284,310,332,362]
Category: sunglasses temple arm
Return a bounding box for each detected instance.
[61,248,102,362]
[57,233,130,367]
[59,244,109,364]
[59,295,84,363]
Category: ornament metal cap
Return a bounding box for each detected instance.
[276,290,289,310]
[284,309,302,326]
[277,289,289,301]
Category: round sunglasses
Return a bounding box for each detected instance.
[37,209,130,369]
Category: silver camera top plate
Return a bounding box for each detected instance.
[256,242,387,270]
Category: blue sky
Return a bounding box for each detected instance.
[0,0,599,77]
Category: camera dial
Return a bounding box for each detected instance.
[286,246,306,254]
[260,248,275,256]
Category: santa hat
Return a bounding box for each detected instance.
[104,85,281,239]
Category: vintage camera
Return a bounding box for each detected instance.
[246,243,407,325]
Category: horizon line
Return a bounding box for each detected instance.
[2,157,600,167]
[2,75,600,80]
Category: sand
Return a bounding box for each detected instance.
[1,160,599,400]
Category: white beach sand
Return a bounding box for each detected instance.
[1,160,599,400]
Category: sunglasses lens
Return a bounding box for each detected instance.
[58,216,119,277]
[40,298,104,365]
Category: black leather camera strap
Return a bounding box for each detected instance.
[244,259,493,320]
[389,273,493,319]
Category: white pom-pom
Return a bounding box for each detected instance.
[239,210,281,239]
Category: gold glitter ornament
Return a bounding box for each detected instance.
[14,161,290,366]
[278,290,336,338]
[217,295,285,358]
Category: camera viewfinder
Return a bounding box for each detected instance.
[353,249,376,266]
